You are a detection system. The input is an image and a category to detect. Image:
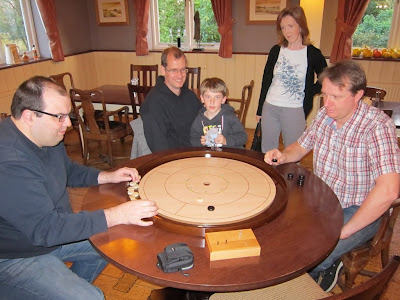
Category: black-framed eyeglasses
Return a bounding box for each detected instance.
[165,68,188,75]
[31,109,69,122]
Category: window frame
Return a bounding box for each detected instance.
[388,0,400,48]
[0,0,40,64]
[149,0,220,51]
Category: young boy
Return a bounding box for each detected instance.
[190,78,247,148]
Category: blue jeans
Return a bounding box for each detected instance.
[309,205,381,278]
[0,240,107,300]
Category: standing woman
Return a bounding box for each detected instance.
[256,6,327,153]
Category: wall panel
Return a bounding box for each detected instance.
[1,52,399,128]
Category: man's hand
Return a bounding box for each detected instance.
[264,149,286,165]
[200,135,206,145]
[98,167,140,184]
[104,200,158,228]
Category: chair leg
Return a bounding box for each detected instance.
[73,126,84,158]
[340,248,371,290]
[83,139,89,165]
[381,247,390,267]
[107,140,114,167]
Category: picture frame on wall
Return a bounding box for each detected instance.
[247,0,289,25]
[95,0,129,26]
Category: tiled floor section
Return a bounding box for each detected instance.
[65,129,400,299]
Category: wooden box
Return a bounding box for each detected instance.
[205,229,261,261]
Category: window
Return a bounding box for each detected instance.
[353,0,399,49]
[0,0,39,64]
[150,0,219,51]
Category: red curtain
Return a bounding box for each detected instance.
[35,0,64,62]
[330,0,369,63]
[211,0,234,58]
[134,0,150,56]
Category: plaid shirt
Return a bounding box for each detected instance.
[299,101,400,208]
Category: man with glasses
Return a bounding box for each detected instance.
[141,46,202,152]
[0,76,158,299]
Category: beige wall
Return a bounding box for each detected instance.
[1,52,400,129]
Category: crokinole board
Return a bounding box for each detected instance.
[139,157,276,225]
[134,149,288,236]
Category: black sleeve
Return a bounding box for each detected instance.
[141,97,170,152]
[190,115,204,147]
[310,46,328,96]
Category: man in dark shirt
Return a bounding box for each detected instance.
[0,76,158,299]
[141,47,202,152]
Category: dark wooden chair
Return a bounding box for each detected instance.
[364,86,387,107]
[184,67,201,90]
[127,84,152,119]
[49,72,85,156]
[0,113,7,120]
[338,198,400,290]
[328,255,399,300]
[49,72,75,91]
[70,88,132,167]
[130,64,158,87]
[227,80,254,127]
[209,256,400,300]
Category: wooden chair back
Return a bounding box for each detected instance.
[70,88,131,167]
[339,198,400,290]
[49,72,84,156]
[49,72,75,90]
[130,64,158,87]
[0,113,7,120]
[184,67,201,90]
[127,84,152,119]
[227,80,254,127]
[364,86,386,107]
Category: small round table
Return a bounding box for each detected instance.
[83,148,342,292]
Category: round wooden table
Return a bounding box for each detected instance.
[83,148,343,292]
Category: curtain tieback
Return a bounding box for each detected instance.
[335,18,357,36]
[218,18,235,35]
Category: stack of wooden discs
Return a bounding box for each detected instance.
[127,181,140,200]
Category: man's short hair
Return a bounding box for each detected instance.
[11,76,67,119]
[161,46,187,67]
[318,60,367,95]
[200,77,227,97]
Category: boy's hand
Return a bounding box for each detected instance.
[216,135,226,145]
[200,135,207,145]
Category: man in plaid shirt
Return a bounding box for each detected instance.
[264,60,400,292]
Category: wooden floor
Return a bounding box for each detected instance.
[65,129,400,300]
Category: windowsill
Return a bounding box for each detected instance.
[0,57,50,70]
[352,56,400,62]
[1,52,399,72]
[149,48,219,54]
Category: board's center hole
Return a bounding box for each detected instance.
[203,182,211,186]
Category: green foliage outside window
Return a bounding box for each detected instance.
[158,0,219,44]
[353,0,394,48]
[0,0,28,51]
[193,0,219,43]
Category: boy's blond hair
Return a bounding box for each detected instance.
[200,77,227,97]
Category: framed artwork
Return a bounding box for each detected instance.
[95,0,129,26]
[247,0,289,25]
